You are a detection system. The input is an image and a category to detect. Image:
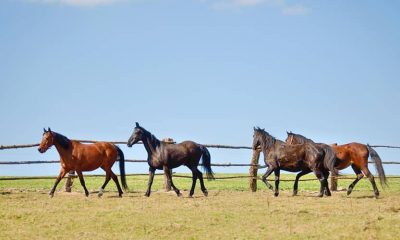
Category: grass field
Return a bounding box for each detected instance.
[1,174,400,239]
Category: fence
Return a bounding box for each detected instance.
[1,140,400,192]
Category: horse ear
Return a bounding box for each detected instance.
[135,122,139,127]
[48,127,51,132]
[43,128,47,133]
[253,127,256,131]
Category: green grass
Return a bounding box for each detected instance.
[1,174,400,239]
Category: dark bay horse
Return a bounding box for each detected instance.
[286,132,387,198]
[253,127,336,197]
[38,128,127,198]
[127,122,214,197]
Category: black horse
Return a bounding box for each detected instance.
[127,122,214,197]
[253,127,336,197]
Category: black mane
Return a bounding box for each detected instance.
[138,126,161,148]
[289,132,314,144]
[53,132,71,150]
[254,127,276,150]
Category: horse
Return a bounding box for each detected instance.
[127,122,214,197]
[252,127,337,197]
[285,132,387,198]
[38,128,128,198]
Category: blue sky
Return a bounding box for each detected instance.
[0,0,399,176]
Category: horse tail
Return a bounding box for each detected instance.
[115,145,128,191]
[200,145,214,180]
[367,145,387,186]
[322,144,338,175]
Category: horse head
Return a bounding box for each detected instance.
[127,122,144,147]
[252,127,267,150]
[285,131,295,144]
[38,127,54,153]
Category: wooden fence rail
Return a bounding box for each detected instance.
[2,174,400,182]
[1,159,399,166]
[0,141,253,150]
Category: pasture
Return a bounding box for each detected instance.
[1,174,400,240]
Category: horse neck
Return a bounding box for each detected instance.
[261,134,276,154]
[142,132,161,158]
[53,140,73,162]
[295,135,313,144]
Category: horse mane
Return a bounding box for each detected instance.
[289,132,314,144]
[53,132,71,150]
[138,126,161,148]
[254,127,276,150]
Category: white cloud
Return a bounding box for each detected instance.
[282,4,311,16]
[211,0,283,9]
[27,0,128,7]
[209,0,311,16]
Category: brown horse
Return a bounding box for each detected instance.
[253,127,337,197]
[38,128,128,198]
[127,122,214,197]
[285,132,387,198]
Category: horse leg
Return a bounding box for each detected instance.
[293,170,312,196]
[110,171,123,197]
[189,167,198,198]
[362,167,379,198]
[164,167,182,197]
[98,169,111,197]
[315,171,325,197]
[347,165,363,196]
[49,168,67,198]
[196,169,208,197]
[262,167,275,191]
[322,170,331,196]
[145,167,156,197]
[76,171,89,197]
[274,169,280,197]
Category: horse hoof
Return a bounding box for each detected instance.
[274,192,279,197]
[144,193,150,197]
[48,193,54,198]
[292,191,298,196]
[203,191,208,197]
[177,192,182,197]
[268,185,274,190]
[317,194,323,198]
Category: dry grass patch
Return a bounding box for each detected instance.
[0,175,399,239]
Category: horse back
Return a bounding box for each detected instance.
[161,140,202,168]
[69,141,118,171]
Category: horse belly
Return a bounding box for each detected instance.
[75,151,106,171]
[280,164,304,173]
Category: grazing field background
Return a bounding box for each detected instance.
[1,174,400,240]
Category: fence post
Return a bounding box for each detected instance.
[64,171,75,192]
[330,173,338,191]
[249,149,261,192]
